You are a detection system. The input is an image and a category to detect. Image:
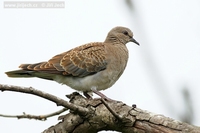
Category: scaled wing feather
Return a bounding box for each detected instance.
[19,42,107,77]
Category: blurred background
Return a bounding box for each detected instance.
[0,0,200,132]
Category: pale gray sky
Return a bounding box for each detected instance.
[1,1,200,132]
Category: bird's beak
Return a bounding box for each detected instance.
[130,38,140,45]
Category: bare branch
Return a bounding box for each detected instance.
[0,108,67,120]
[1,84,200,132]
[43,92,200,133]
[0,84,89,116]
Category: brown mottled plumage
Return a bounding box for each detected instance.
[5,26,139,100]
[19,42,107,77]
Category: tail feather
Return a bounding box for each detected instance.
[5,70,34,78]
[5,70,54,80]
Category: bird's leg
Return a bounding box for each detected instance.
[83,91,93,99]
[91,87,113,101]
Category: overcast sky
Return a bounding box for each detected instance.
[1,1,200,132]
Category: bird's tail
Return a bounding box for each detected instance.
[5,70,35,78]
[5,70,54,80]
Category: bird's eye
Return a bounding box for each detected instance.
[123,31,128,36]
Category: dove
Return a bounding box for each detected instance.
[5,26,139,100]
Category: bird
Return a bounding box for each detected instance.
[5,26,139,100]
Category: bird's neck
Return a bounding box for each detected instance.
[104,36,121,44]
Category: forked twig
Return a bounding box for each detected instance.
[0,108,67,120]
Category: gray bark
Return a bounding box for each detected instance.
[43,92,200,133]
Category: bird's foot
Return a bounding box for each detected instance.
[83,91,93,99]
[91,87,113,101]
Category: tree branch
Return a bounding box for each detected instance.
[1,84,200,133]
[0,84,88,116]
[0,108,67,120]
[43,93,200,133]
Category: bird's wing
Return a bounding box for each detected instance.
[19,42,107,77]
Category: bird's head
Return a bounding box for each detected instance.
[105,26,140,45]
